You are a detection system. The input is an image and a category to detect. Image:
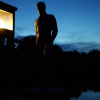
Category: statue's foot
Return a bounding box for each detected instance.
[43,86,51,93]
[36,84,45,90]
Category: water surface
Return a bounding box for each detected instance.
[71,89,100,100]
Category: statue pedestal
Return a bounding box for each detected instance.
[18,87,70,100]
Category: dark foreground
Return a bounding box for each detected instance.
[0,45,100,99]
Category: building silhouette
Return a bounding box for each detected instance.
[0,1,18,49]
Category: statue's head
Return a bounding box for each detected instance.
[37,2,46,14]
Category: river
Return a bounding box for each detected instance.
[71,89,100,100]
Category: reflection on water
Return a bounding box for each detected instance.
[71,89,100,100]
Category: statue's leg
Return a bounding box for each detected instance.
[36,38,53,91]
[36,43,46,89]
[43,59,52,87]
[42,38,53,90]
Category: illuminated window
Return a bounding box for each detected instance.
[0,9,13,30]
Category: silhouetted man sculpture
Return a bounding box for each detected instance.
[35,1,58,92]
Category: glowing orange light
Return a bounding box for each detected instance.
[0,9,13,30]
[0,19,5,28]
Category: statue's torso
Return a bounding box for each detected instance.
[35,14,53,43]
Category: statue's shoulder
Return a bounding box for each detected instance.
[35,17,40,22]
[47,14,55,19]
[35,17,40,26]
[47,14,56,24]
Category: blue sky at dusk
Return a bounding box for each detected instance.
[1,0,100,54]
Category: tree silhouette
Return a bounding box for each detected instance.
[17,35,36,50]
[1,35,100,98]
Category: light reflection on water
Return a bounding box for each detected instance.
[71,89,100,100]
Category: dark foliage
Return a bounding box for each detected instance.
[0,35,100,99]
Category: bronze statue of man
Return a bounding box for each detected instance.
[35,1,58,92]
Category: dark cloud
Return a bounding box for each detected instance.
[56,41,100,54]
[58,28,67,32]
[15,26,35,36]
[15,26,30,31]
[14,35,26,40]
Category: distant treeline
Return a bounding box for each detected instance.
[0,35,100,99]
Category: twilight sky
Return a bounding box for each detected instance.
[1,0,100,54]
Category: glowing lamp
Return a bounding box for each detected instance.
[0,1,18,49]
[0,9,13,30]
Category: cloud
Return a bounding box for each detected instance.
[58,28,67,33]
[15,26,30,31]
[56,41,100,54]
[55,30,86,43]
[15,26,35,36]
[14,35,26,40]
[56,30,100,44]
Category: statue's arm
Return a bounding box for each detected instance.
[35,21,39,49]
[35,20,37,36]
[51,15,58,42]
